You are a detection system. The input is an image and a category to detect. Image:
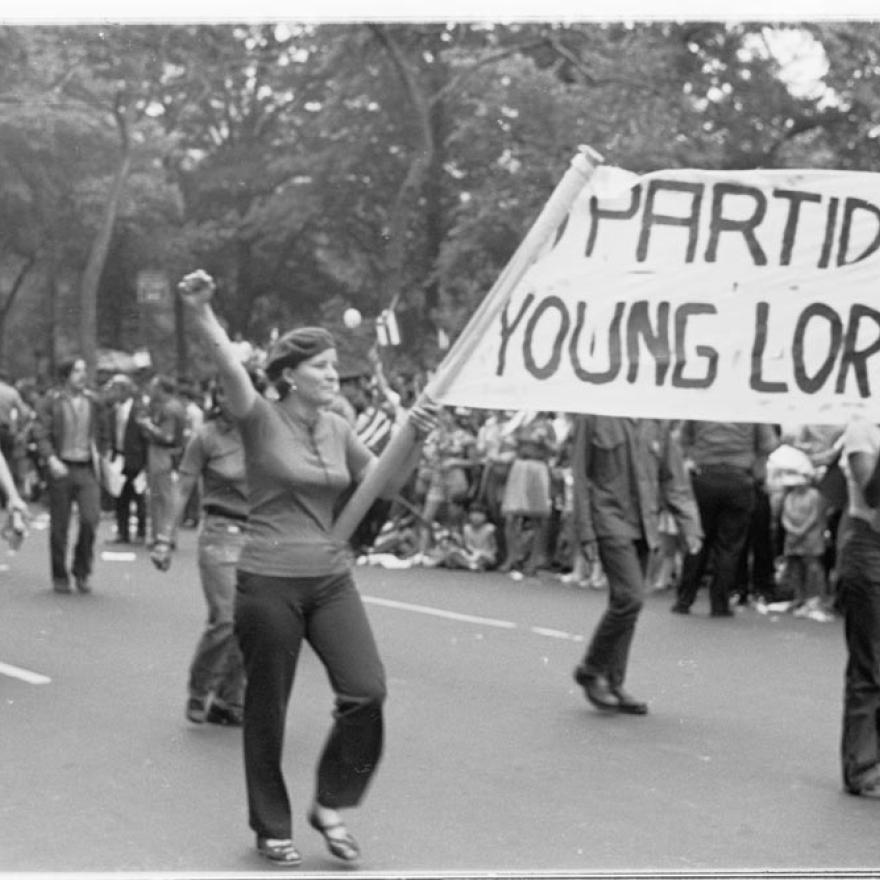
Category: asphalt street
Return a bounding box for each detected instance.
[1,508,879,875]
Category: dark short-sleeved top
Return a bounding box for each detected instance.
[178,417,249,518]
[680,420,778,473]
[236,396,373,577]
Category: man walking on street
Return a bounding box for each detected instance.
[672,420,778,617]
[34,357,109,594]
[570,415,702,715]
[107,374,148,544]
[138,374,186,547]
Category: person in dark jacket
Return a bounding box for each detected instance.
[570,415,702,715]
[34,357,109,594]
[106,374,148,544]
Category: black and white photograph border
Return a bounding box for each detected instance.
[1,2,880,878]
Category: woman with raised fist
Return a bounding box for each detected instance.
[177,270,438,866]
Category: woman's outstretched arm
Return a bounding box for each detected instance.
[178,270,257,419]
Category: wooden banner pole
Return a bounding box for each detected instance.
[331,145,604,544]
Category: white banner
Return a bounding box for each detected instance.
[438,166,880,425]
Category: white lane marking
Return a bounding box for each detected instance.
[0,661,51,685]
[530,626,584,641]
[364,596,517,629]
[364,595,583,642]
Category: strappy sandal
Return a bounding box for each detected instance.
[307,808,361,862]
[256,836,303,865]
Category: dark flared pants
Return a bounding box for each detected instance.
[115,474,146,541]
[581,536,649,688]
[677,468,755,614]
[47,462,101,582]
[836,518,880,791]
[234,569,386,840]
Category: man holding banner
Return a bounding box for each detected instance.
[333,148,880,778]
[569,415,702,715]
[837,415,880,798]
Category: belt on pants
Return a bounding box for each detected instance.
[203,504,248,522]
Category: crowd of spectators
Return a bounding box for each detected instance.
[0,346,847,623]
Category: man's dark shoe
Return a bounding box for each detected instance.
[186,696,207,724]
[670,602,690,614]
[610,686,649,715]
[74,575,92,594]
[205,702,243,726]
[53,579,72,594]
[846,766,880,798]
[573,668,619,712]
[710,608,734,618]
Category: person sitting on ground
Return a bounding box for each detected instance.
[428,501,498,572]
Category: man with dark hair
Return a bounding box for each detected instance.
[571,415,702,715]
[34,357,109,594]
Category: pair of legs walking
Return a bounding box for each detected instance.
[48,462,100,591]
[837,519,880,796]
[574,536,649,715]
[187,518,247,723]
[234,570,385,858]
[675,468,754,615]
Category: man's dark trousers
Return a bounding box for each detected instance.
[837,517,880,791]
[677,466,755,614]
[581,536,649,689]
[48,462,101,582]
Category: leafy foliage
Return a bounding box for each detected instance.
[0,21,878,380]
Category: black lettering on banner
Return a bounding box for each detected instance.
[835,304,880,397]
[792,303,842,394]
[705,183,768,266]
[496,293,535,376]
[838,198,880,266]
[750,302,788,393]
[569,300,625,384]
[637,180,703,263]
[818,197,839,269]
[586,188,641,257]
[672,303,718,389]
[774,189,822,265]
[522,295,570,380]
[626,300,671,384]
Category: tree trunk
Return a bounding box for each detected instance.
[0,255,36,368]
[79,147,132,378]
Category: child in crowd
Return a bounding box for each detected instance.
[428,502,498,571]
[647,508,685,592]
[780,471,834,622]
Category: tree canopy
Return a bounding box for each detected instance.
[1,20,878,380]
